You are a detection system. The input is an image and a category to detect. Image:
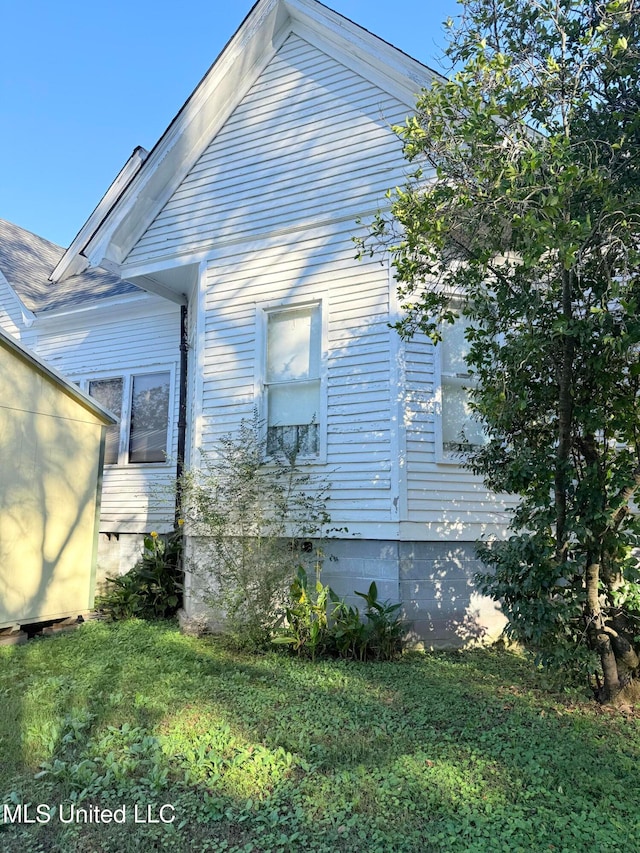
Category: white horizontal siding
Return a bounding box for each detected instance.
[0,276,28,340]
[33,297,181,532]
[126,34,410,265]
[115,23,509,540]
[34,311,178,373]
[198,223,394,534]
[402,335,512,532]
[99,469,177,532]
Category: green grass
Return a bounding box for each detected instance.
[1,620,638,852]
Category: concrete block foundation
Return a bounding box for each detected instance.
[182,536,506,648]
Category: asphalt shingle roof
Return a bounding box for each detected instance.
[0,219,140,314]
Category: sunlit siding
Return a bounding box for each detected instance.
[126,33,410,266]
[403,334,513,533]
[200,223,395,533]
[0,275,28,341]
[120,27,511,541]
[33,297,181,532]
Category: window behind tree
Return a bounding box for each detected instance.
[440,315,486,454]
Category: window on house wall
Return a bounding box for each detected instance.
[88,371,171,465]
[440,314,486,455]
[264,304,321,457]
[88,378,123,465]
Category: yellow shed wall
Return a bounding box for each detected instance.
[0,343,106,627]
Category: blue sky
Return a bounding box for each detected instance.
[1,0,460,247]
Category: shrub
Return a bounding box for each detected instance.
[273,572,409,662]
[332,582,406,662]
[272,565,334,660]
[96,528,183,621]
[182,415,333,649]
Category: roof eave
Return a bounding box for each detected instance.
[50,146,148,283]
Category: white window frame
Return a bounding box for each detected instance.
[81,367,174,467]
[435,307,485,464]
[255,298,327,463]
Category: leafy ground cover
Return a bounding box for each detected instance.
[1,620,639,853]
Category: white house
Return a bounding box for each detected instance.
[0,0,511,644]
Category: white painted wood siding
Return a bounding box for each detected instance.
[126,34,410,267]
[0,275,30,341]
[121,28,510,541]
[33,297,181,533]
[403,334,512,537]
[200,224,396,536]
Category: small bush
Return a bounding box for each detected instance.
[182,415,334,650]
[272,565,334,660]
[333,582,406,662]
[96,528,183,620]
[273,571,408,662]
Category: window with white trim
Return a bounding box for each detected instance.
[87,371,171,465]
[440,315,486,455]
[264,304,321,457]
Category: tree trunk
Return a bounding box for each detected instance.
[586,560,621,700]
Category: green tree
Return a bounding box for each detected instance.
[358,0,640,699]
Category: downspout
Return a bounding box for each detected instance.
[175,302,188,525]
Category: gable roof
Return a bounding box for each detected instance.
[0,219,139,314]
[53,0,439,287]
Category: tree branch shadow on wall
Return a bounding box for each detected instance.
[400,543,506,650]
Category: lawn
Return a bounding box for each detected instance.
[0,620,638,853]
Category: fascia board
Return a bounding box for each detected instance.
[51,147,148,283]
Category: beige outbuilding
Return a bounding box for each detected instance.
[0,329,115,629]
